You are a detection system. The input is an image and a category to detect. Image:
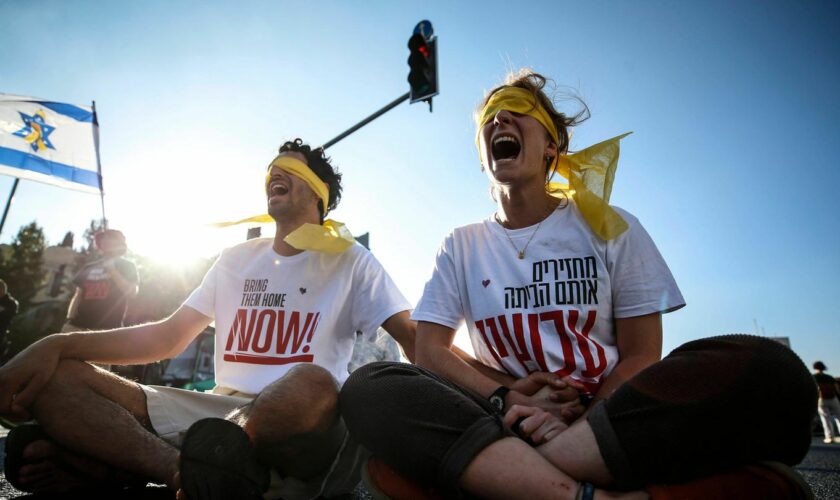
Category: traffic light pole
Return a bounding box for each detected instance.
[320,92,410,150]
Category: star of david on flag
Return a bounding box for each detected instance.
[14,109,57,152]
[0,94,102,194]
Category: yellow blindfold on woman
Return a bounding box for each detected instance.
[212,156,355,253]
[476,87,631,240]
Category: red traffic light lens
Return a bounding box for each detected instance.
[408,34,426,51]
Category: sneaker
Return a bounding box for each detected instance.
[645,461,813,500]
[823,438,833,444]
[362,456,442,500]
[179,418,269,500]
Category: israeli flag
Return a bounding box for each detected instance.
[0,94,102,194]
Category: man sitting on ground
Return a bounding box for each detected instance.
[0,138,415,500]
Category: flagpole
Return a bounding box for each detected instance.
[0,178,20,237]
[92,101,107,229]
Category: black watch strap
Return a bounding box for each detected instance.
[488,386,510,413]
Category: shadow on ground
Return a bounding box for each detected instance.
[0,435,837,498]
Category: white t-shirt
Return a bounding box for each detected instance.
[186,238,411,394]
[413,203,684,394]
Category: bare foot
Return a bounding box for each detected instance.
[16,439,89,492]
[15,438,149,493]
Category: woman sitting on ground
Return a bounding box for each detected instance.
[340,70,816,499]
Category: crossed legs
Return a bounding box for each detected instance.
[339,361,616,499]
[20,361,345,495]
[24,360,178,491]
[340,335,817,499]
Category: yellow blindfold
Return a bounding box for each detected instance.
[211,155,354,253]
[265,156,330,217]
[476,87,631,240]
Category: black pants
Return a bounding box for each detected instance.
[339,335,816,493]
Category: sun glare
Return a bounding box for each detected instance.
[105,142,270,267]
[128,222,261,267]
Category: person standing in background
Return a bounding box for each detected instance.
[814,361,840,444]
[64,229,138,333]
[0,279,19,361]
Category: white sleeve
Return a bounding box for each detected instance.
[608,212,685,319]
[350,250,412,335]
[183,251,222,319]
[411,234,464,330]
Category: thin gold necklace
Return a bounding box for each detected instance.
[495,204,555,260]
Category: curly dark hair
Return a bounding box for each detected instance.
[477,70,590,173]
[277,138,343,220]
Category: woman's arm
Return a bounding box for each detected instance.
[592,312,663,403]
[416,321,504,396]
[417,320,582,418]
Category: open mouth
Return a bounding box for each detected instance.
[492,135,521,161]
[269,181,289,197]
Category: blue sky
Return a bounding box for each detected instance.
[2,0,839,370]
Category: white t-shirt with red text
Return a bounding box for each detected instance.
[186,238,410,394]
[412,203,685,395]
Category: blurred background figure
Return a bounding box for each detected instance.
[814,361,840,444]
[0,279,19,362]
[347,328,402,374]
[63,229,138,365]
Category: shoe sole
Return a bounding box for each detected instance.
[180,418,269,500]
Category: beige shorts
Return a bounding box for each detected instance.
[140,385,368,500]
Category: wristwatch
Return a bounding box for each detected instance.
[488,386,510,413]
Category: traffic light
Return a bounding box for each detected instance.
[407,33,438,106]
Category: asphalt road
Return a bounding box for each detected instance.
[797,439,840,499]
[0,432,837,499]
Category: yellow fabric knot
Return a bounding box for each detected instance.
[284,220,355,253]
[476,87,631,240]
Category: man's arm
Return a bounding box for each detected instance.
[0,304,211,420]
[60,304,211,364]
[416,321,580,418]
[591,312,663,403]
[380,311,415,363]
